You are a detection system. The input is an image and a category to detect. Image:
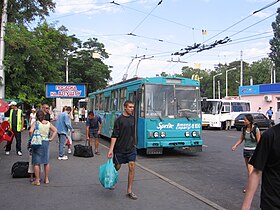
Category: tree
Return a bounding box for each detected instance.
[249,58,273,85]
[67,38,111,93]
[269,7,280,82]
[4,22,76,104]
[1,0,55,24]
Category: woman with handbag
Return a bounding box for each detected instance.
[29,110,57,186]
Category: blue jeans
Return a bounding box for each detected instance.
[58,134,66,157]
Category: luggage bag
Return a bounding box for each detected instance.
[73,140,94,158]
[11,161,30,178]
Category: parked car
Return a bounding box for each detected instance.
[234,112,274,131]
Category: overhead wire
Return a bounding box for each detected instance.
[229,12,276,38]
[203,0,280,44]
[129,0,163,33]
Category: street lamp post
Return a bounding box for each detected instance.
[213,73,222,99]
[225,67,236,97]
[217,80,221,99]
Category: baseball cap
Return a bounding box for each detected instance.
[9,101,17,106]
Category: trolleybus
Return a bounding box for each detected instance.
[89,76,202,154]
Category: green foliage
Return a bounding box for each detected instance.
[1,0,55,24]
[269,8,280,81]
[4,22,111,106]
[67,38,111,93]
[165,59,272,99]
[250,58,273,85]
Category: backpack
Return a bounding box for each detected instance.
[242,124,258,140]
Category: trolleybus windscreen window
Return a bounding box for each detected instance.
[145,85,200,118]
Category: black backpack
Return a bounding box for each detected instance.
[242,124,258,140]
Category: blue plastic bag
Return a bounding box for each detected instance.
[99,158,118,189]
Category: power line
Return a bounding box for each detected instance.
[129,0,163,33]
[203,0,279,44]
[229,13,276,38]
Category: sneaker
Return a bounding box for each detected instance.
[58,155,68,160]
[67,148,72,154]
[17,151,22,156]
[5,151,10,155]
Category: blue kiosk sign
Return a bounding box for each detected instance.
[46,83,86,98]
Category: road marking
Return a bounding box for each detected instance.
[100,143,226,210]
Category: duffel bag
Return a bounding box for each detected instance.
[11,161,30,178]
[73,143,94,158]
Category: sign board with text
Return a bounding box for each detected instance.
[46,83,86,98]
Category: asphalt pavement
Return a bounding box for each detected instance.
[0,122,218,210]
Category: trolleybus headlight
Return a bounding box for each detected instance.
[192,131,197,137]
[185,131,190,137]
[153,131,159,138]
[160,131,166,138]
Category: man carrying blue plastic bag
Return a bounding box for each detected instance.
[107,100,138,200]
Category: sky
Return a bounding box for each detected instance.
[46,0,280,84]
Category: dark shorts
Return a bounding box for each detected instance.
[243,149,255,158]
[89,129,99,138]
[113,150,137,165]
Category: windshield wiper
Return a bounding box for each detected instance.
[151,109,162,121]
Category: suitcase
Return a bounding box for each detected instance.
[11,161,30,178]
[73,140,94,158]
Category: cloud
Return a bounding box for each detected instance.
[54,0,159,15]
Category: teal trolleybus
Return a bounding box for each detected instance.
[89,76,202,154]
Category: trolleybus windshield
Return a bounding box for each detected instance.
[145,84,200,119]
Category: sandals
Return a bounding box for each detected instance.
[44,179,50,184]
[31,181,40,186]
[95,152,100,155]
[126,192,138,200]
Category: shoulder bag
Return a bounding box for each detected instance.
[30,121,43,148]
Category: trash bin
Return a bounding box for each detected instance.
[72,129,81,141]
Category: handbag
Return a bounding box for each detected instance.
[30,121,42,148]
[99,158,118,189]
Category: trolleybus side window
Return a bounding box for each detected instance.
[99,93,104,110]
[129,92,135,103]
[140,87,145,117]
[105,96,110,112]
[111,90,118,111]
[119,88,127,111]
[95,94,100,110]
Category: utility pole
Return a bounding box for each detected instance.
[273,63,276,83]
[217,80,221,99]
[0,0,8,98]
[66,57,69,83]
[240,50,243,86]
